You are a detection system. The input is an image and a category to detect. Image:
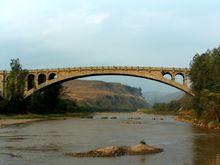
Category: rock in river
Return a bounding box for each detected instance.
[65,144,163,157]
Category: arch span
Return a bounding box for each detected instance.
[24,66,193,98]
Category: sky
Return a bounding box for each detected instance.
[0,0,220,93]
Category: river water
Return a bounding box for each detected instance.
[0,113,219,165]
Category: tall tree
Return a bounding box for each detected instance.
[190,46,220,121]
[5,59,28,113]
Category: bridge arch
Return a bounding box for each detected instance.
[175,73,185,85]
[162,72,173,80]
[27,74,35,90]
[24,68,193,98]
[175,72,185,77]
[38,74,46,85]
[48,73,57,80]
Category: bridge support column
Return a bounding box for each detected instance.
[171,73,175,81]
[184,76,189,88]
[46,73,49,85]
[24,78,28,92]
[35,76,39,89]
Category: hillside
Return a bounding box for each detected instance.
[61,80,149,112]
[143,91,184,106]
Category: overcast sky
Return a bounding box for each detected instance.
[0,0,220,93]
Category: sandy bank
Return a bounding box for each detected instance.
[0,119,43,128]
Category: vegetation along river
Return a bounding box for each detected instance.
[0,113,219,165]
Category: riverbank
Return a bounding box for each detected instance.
[176,115,220,130]
[136,109,178,116]
[176,109,220,130]
[0,118,43,128]
[1,112,219,130]
[137,109,220,130]
[0,113,93,128]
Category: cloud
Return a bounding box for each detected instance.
[87,12,111,24]
[1,0,220,93]
[0,0,220,71]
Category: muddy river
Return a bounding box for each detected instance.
[0,113,219,165]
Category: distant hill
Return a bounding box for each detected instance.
[143,91,184,106]
[61,80,149,112]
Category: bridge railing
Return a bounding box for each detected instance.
[24,66,190,73]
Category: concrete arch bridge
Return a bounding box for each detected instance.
[0,66,192,99]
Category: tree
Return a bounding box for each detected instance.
[42,84,61,111]
[28,92,46,114]
[190,46,220,122]
[28,84,62,114]
[4,59,28,113]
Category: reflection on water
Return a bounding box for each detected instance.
[192,128,220,165]
[0,113,219,165]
